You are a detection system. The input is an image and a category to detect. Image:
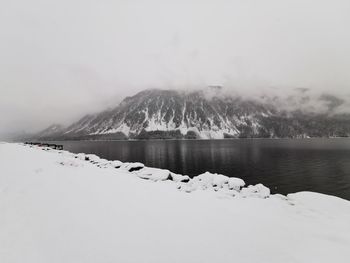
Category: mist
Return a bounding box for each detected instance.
[1,0,350,136]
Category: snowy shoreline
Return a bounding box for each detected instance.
[1,142,350,263]
[37,143,270,199]
[29,136,350,143]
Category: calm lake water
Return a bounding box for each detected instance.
[51,138,350,200]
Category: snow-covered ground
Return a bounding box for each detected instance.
[1,142,350,263]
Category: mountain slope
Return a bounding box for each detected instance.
[36,88,350,140]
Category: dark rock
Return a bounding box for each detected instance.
[128,166,144,172]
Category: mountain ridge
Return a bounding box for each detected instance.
[34,88,350,140]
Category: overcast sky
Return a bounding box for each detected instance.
[1,0,350,134]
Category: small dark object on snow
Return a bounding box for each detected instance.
[180,178,190,183]
[25,142,63,150]
[128,166,144,172]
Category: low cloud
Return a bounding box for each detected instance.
[1,0,350,136]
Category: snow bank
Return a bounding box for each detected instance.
[1,143,350,263]
[52,148,265,198]
[45,146,253,196]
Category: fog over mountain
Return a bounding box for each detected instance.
[29,87,350,140]
[1,0,350,138]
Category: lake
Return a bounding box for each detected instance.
[50,138,350,200]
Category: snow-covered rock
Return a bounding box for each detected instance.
[169,172,190,183]
[119,162,145,172]
[111,160,123,168]
[135,167,171,181]
[179,171,245,196]
[240,183,271,198]
[134,168,192,182]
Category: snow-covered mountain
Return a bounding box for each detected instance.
[36,124,65,138]
[36,88,350,140]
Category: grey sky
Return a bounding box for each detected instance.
[1,0,350,134]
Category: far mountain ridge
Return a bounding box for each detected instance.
[34,88,350,140]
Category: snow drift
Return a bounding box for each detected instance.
[1,142,350,263]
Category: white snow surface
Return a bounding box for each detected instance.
[1,142,350,263]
